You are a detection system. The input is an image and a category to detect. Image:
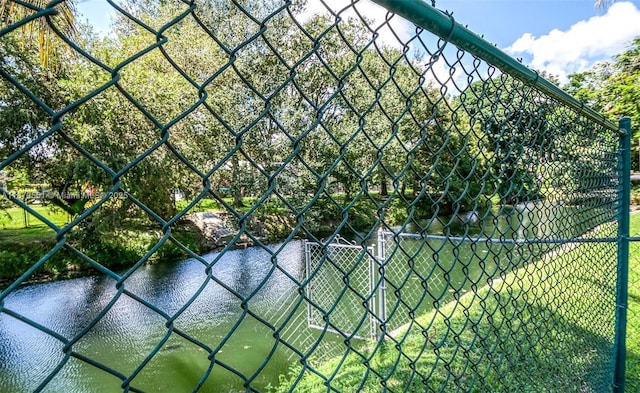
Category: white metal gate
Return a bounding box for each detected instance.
[304,236,377,339]
[304,230,510,340]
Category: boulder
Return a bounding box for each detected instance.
[185,212,234,250]
[455,210,480,224]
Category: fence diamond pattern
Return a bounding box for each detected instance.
[0,0,632,392]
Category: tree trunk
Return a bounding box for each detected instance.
[231,154,244,208]
[380,178,388,196]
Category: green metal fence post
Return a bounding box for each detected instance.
[0,1,627,391]
[614,116,632,392]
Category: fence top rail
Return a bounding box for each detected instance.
[371,0,621,134]
[304,234,369,249]
[378,230,617,245]
[305,241,367,250]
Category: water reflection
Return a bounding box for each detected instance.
[0,241,305,392]
[404,202,610,241]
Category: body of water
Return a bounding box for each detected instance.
[0,241,315,392]
[0,202,613,392]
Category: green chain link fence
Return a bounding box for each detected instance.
[628,206,640,393]
[0,0,634,392]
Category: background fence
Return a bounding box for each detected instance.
[0,0,633,392]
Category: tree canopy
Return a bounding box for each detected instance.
[565,36,640,168]
[1,0,632,240]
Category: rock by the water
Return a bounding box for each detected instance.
[455,210,480,224]
[185,212,234,250]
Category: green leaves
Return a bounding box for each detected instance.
[565,37,640,167]
[0,0,78,68]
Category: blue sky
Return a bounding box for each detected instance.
[77,0,640,83]
[441,0,638,47]
[448,0,640,81]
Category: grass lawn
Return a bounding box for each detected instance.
[175,196,263,213]
[626,213,640,390]
[0,204,70,231]
[277,220,628,392]
[0,205,73,280]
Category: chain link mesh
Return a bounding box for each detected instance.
[627,212,640,391]
[0,0,628,392]
[305,238,375,340]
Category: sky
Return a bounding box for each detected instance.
[77,0,640,84]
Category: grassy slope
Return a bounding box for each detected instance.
[0,204,69,231]
[626,213,640,391]
[0,204,200,280]
[0,206,70,279]
[277,223,624,392]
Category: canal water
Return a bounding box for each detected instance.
[0,241,316,392]
[0,202,611,392]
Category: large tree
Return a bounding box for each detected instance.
[565,37,640,168]
[457,75,565,205]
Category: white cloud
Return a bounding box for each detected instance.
[295,0,414,49]
[295,1,469,91]
[505,1,640,83]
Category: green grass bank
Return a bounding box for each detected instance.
[275,217,639,392]
[626,213,640,391]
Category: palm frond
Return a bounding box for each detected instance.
[1,0,77,67]
[595,0,615,10]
